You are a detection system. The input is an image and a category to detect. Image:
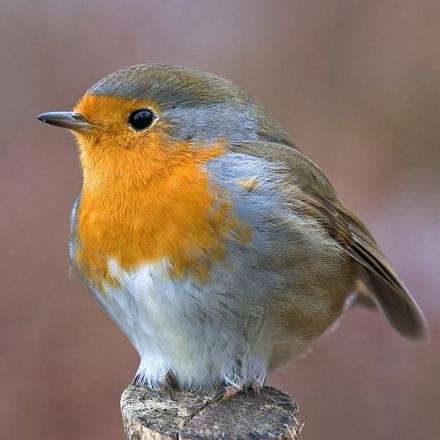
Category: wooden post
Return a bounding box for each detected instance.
[121,385,303,439]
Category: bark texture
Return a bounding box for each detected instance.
[121,385,303,439]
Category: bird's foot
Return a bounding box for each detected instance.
[136,372,177,401]
[213,384,242,402]
[159,372,176,400]
[212,380,262,402]
[250,380,262,395]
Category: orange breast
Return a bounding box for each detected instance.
[74,136,251,290]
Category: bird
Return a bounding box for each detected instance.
[37,64,427,398]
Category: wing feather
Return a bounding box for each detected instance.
[230,141,428,340]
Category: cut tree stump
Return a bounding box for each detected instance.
[121,385,303,439]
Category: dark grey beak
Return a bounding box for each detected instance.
[37,111,93,132]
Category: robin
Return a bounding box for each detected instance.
[38,64,427,397]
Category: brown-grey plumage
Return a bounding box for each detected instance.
[233,142,427,340]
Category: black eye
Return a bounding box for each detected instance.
[128,109,155,131]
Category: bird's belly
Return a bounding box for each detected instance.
[90,238,351,392]
[91,259,274,391]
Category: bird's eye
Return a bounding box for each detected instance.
[128,109,155,131]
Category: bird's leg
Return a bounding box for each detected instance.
[213,384,242,402]
[131,372,141,386]
[132,374,150,401]
[159,372,176,400]
[249,379,262,395]
[136,372,177,401]
[213,379,263,402]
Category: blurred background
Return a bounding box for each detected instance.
[1,1,439,438]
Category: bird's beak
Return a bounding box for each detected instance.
[37,111,93,132]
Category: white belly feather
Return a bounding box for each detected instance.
[93,258,271,391]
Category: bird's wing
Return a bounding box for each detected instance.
[231,141,428,340]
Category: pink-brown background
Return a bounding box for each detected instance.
[1,1,439,439]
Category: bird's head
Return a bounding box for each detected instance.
[38,64,290,189]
